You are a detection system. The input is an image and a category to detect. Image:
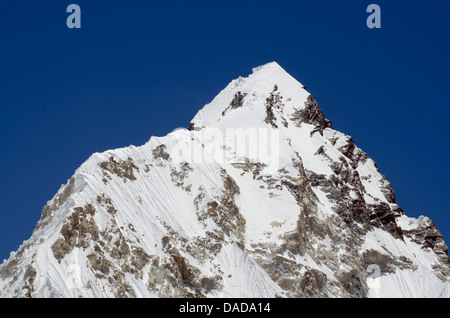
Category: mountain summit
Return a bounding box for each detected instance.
[1,62,449,298]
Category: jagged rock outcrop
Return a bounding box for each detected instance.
[291,95,332,136]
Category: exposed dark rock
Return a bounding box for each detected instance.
[300,269,328,297]
[51,204,99,262]
[314,146,326,156]
[96,193,118,215]
[231,158,266,180]
[222,92,247,116]
[380,176,397,204]
[100,157,139,183]
[335,137,370,173]
[230,91,247,109]
[264,85,283,129]
[362,249,414,276]
[170,249,195,287]
[170,162,193,190]
[194,171,246,250]
[367,203,403,239]
[35,177,76,232]
[152,144,170,161]
[402,218,449,262]
[291,95,331,136]
[341,270,367,297]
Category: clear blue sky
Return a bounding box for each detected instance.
[1,1,449,261]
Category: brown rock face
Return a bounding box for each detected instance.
[291,95,332,135]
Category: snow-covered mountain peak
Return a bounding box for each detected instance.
[189,61,310,131]
[1,63,449,298]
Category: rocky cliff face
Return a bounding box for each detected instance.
[1,62,449,298]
